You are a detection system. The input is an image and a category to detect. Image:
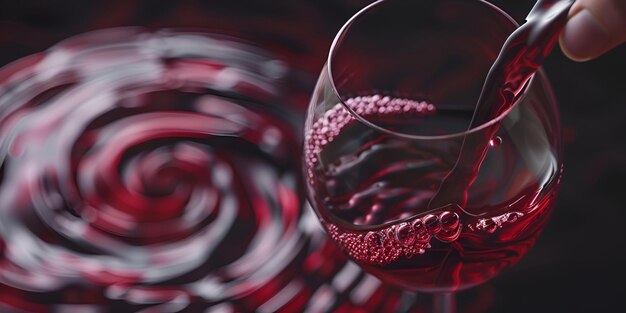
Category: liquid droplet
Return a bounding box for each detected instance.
[489,136,503,147]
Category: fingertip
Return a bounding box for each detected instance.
[559,9,612,62]
[559,33,592,62]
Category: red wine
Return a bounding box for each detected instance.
[0,30,425,313]
[428,0,573,209]
[305,95,561,292]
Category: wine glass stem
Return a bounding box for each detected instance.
[433,293,456,313]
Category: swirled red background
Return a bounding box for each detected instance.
[1,0,625,312]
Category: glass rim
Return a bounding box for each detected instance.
[327,0,529,141]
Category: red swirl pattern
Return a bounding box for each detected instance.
[0,29,303,312]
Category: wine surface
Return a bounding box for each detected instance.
[305,95,561,292]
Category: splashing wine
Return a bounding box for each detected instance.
[428,0,573,209]
[303,0,566,309]
[304,94,561,292]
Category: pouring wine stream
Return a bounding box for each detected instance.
[427,0,574,212]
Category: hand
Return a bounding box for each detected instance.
[559,0,626,61]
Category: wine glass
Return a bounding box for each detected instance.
[303,0,563,311]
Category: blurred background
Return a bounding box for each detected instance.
[0,0,624,312]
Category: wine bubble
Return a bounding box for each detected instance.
[394,223,416,246]
[440,211,460,231]
[424,214,442,234]
[412,219,431,243]
[365,232,383,248]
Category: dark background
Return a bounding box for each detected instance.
[0,1,624,312]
